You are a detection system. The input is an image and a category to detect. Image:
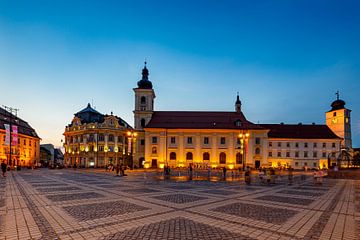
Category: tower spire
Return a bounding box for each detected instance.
[235,92,241,113]
[336,90,339,100]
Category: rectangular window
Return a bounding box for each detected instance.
[255,137,260,144]
[187,137,192,144]
[269,142,272,147]
[141,139,145,146]
[286,152,290,157]
[24,139,26,145]
[313,162,317,167]
[277,142,281,147]
[313,151,317,158]
[152,137,157,144]
[170,137,176,144]
[304,162,308,166]
[295,142,299,148]
[323,143,326,148]
[332,142,336,148]
[304,151,308,158]
[220,137,226,145]
[277,152,281,157]
[295,162,299,166]
[313,143,317,148]
[268,152,272,157]
[304,142,308,148]
[286,142,290,147]
[295,151,299,158]
[322,152,326,158]
[204,137,209,144]
[29,141,32,146]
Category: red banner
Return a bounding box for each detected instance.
[12,125,18,146]
[4,124,10,146]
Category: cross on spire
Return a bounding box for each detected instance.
[336,90,340,100]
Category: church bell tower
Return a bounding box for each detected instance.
[325,91,352,149]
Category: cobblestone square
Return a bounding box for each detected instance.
[0,169,359,240]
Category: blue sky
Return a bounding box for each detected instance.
[0,0,359,147]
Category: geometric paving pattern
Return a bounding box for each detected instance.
[152,193,206,204]
[46,192,104,202]
[1,169,358,240]
[63,200,149,221]
[211,202,298,224]
[256,195,315,206]
[101,217,255,240]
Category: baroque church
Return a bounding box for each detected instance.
[133,63,352,170]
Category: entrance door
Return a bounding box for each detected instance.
[151,159,157,168]
[255,160,261,169]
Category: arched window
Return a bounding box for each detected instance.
[170,152,176,160]
[152,147,157,154]
[141,119,146,128]
[219,152,226,164]
[141,96,146,104]
[98,134,104,141]
[255,147,261,155]
[203,152,210,161]
[236,152,242,164]
[186,152,193,160]
[108,134,114,142]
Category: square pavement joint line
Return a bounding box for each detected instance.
[256,195,315,206]
[199,189,238,195]
[276,190,325,197]
[152,193,207,204]
[121,188,162,194]
[211,202,298,225]
[100,217,255,240]
[63,200,149,221]
[37,186,82,193]
[46,192,104,202]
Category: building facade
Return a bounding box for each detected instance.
[132,63,351,170]
[0,107,40,167]
[63,104,133,168]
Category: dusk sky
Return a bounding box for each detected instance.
[0,0,359,147]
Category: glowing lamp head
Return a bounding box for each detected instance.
[239,133,243,138]
[245,133,250,138]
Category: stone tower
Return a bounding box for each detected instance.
[325,92,352,149]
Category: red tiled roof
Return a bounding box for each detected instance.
[260,124,341,139]
[145,111,264,130]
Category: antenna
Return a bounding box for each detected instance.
[2,105,19,117]
[335,91,340,100]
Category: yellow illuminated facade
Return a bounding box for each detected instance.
[63,104,133,168]
[0,107,40,167]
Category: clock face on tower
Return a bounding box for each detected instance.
[332,118,338,124]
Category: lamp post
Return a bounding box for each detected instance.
[238,132,250,170]
[127,131,137,170]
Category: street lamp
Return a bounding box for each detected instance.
[127,131,137,169]
[238,132,250,170]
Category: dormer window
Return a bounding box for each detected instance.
[235,120,242,127]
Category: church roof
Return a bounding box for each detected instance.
[260,124,341,139]
[0,106,40,138]
[145,111,264,130]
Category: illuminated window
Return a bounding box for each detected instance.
[236,152,242,164]
[186,152,193,160]
[219,152,226,164]
[203,152,210,161]
[170,152,176,160]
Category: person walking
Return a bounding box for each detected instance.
[115,164,120,176]
[1,161,7,177]
[223,167,227,180]
[288,167,294,185]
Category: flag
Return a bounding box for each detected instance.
[12,125,18,146]
[4,124,10,146]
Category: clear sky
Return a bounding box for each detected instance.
[0,0,359,147]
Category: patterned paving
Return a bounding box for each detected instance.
[152,193,207,204]
[211,202,298,224]
[101,217,254,240]
[0,169,359,240]
[64,200,149,221]
[256,195,315,206]
[46,192,104,202]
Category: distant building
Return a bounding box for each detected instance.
[40,144,64,166]
[0,106,40,167]
[132,63,350,170]
[63,104,133,168]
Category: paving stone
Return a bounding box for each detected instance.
[277,190,324,197]
[37,186,81,193]
[121,188,161,194]
[63,200,148,221]
[199,189,238,195]
[152,193,206,204]
[101,217,254,240]
[256,195,315,206]
[46,192,103,202]
[211,202,298,224]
